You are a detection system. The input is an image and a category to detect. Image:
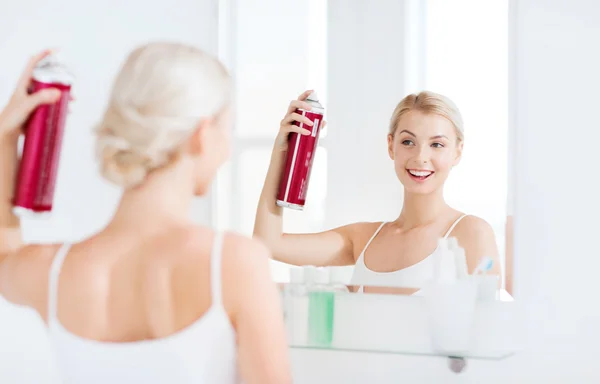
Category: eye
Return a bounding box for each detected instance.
[401,139,415,146]
[431,142,445,148]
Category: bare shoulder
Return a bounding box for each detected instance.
[0,243,62,315]
[450,215,500,272]
[452,215,496,244]
[351,221,386,234]
[220,231,272,270]
[348,221,387,252]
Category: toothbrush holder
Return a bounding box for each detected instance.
[472,274,500,301]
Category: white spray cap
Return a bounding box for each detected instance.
[313,268,330,285]
[289,267,304,284]
[33,51,74,85]
[307,91,319,102]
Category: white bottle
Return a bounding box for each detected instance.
[447,237,469,279]
[432,238,457,284]
[440,244,457,284]
[284,268,309,346]
[303,266,318,287]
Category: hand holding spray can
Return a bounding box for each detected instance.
[12,54,74,217]
[276,92,325,210]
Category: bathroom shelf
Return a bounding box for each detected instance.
[290,345,516,360]
[284,291,522,360]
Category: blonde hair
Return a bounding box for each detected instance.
[95,42,231,188]
[388,91,464,142]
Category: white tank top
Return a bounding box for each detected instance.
[350,215,467,291]
[47,232,239,384]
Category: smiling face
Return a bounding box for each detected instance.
[388,110,463,195]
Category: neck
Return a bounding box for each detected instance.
[395,187,448,228]
[109,158,198,233]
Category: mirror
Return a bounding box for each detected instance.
[215,0,512,299]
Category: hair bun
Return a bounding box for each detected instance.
[96,132,150,188]
[93,42,232,189]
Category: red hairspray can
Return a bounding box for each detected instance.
[12,55,73,217]
[276,92,325,210]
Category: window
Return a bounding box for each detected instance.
[215,0,328,282]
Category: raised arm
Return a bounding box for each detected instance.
[0,50,63,304]
[252,90,355,267]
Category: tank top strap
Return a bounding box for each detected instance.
[358,222,386,257]
[443,214,468,238]
[210,231,225,306]
[47,243,72,326]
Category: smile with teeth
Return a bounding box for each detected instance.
[407,169,434,180]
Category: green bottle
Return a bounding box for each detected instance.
[307,268,334,347]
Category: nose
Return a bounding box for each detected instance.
[413,144,431,165]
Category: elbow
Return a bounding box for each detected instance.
[0,228,23,256]
[253,232,280,256]
[251,230,284,262]
[252,223,280,247]
[252,226,269,245]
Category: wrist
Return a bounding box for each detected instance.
[0,118,19,147]
[0,132,19,148]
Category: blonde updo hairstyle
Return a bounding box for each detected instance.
[388,91,464,143]
[95,42,231,188]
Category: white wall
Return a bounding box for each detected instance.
[0,1,218,382]
[290,0,600,382]
[325,0,408,227]
[325,0,509,281]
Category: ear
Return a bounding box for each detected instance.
[189,117,214,156]
[387,134,395,160]
[453,140,464,166]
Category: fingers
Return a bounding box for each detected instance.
[286,99,313,115]
[26,88,62,111]
[277,91,318,143]
[287,125,312,136]
[282,112,314,127]
[279,119,311,135]
[280,112,313,136]
[16,49,55,91]
[297,89,313,101]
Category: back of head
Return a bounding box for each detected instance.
[96,42,231,188]
[389,90,464,142]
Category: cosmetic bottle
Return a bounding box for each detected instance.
[307,268,334,347]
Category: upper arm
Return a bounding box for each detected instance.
[452,216,502,276]
[224,237,291,384]
[0,244,56,319]
[268,224,358,267]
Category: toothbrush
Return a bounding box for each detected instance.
[473,257,494,275]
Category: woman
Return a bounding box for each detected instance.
[254,90,501,293]
[0,46,290,383]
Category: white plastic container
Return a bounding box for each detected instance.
[284,268,309,346]
[424,278,478,354]
[424,237,478,354]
